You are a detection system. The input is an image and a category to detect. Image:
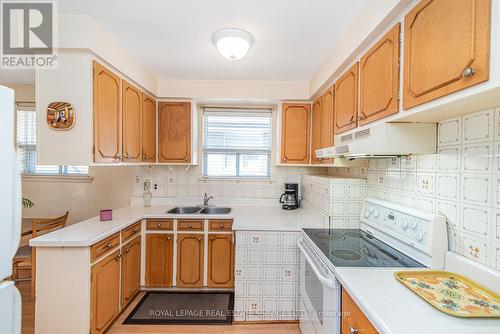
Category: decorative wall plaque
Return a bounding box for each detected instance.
[46,102,75,130]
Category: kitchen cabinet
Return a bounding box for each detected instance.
[281,103,311,164]
[93,61,121,163]
[145,234,173,287]
[334,63,359,134]
[177,234,204,287]
[158,102,192,163]
[90,250,121,334]
[142,92,156,162]
[342,287,377,334]
[320,86,335,164]
[122,80,142,163]
[403,0,491,109]
[360,23,400,125]
[207,234,234,288]
[121,236,141,307]
[311,97,322,164]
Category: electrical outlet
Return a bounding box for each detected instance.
[153,182,159,191]
[135,176,140,183]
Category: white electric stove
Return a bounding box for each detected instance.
[297,198,448,334]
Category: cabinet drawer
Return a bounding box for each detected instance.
[177,220,203,231]
[146,219,173,231]
[342,288,377,334]
[122,221,141,242]
[91,232,120,262]
[208,220,233,231]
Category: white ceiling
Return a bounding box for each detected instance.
[57,0,368,81]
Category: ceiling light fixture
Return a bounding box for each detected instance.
[212,28,254,60]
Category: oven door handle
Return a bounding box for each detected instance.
[297,239,337,290]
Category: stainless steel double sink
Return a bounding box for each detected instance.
[166,206,232,215]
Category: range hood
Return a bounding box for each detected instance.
[316,122,437,159]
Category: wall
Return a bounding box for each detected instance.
[329,107,500,272]
[131,165,324,201]
[22,167,132,225]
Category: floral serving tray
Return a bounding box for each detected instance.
[395,271,500,318]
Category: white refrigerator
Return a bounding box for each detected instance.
[0,85,23,334]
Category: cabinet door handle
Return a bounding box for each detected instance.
[188,224,192,228]
[349,115,355,125]
[157,223,162,228]
[106,243,113,248]
[167,236,171,241]
[185,157,189,161]
[115,253,121,261]
[219,224,224,228]
[462,66,475,78]
[198,237,202,241]
[210,236,214,240]
[349,326,359,334]
[358,115,363,121]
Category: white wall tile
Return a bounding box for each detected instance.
[401,156,417,171]
[461,205,491,238]
[416,196,435,213]
[247,249,263,264]
[387,158,401,171]
[262,299,278,320]
[279,299,296,320]
[281,249,297,264]
[281,233,297,249]
[263,282,280,298]
[417,155,437,172]
[401,173,416,193]
[438,117,461,146]
[436,174,460,201]
[461,174,491,206]
[264,232,281,249]
[417,173,435,196]
[494,211,500,243]
[461,233,490,266]
[437,146,461,172]
[493,243,500,270]
[245,298,263,321]
[247,265,263,281]
[247,232,264,248]
[234,298,245,321]
[462,143,493,173]
[462,109,494,144]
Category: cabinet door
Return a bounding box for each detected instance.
[121,236,141,307]
[207,234,234,288]
[90,250,120,334]
[342,288,377,334]
[158,102,191,163]
[403,0,490,109]
[334,63,359,134]
[93,61,121,163]
[320,86,335,164]
[177,234,204,287]
[311,98,322,164]
[145,234,173,287]
[142,93,156,162]
[122,80,142,162]
[281,103,311,164]
[360,23,400,125]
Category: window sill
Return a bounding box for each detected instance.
[200,177,273,183]
[22,174,94,183]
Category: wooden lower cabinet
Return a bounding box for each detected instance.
[145,234,173,287]
[177,234,204,287]
[342,288,377,334]
[207,234,234,288]
[121,236,141,307]
[90,250,121,334]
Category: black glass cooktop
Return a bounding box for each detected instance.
[303,228,425,268]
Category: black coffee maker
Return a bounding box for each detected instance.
[279,183,300,210]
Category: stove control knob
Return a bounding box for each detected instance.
[401,220,409,229]
[373,210,380,218]
[415,232,424,241]
[410,220,418,229]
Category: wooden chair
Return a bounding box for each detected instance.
[12,211,69,299]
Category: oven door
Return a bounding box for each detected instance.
[298,237,341,334]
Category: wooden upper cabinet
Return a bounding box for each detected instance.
[121,236,141,307]
[281,103,311,164]
[145,234,173,287]
[334,63,359,134]
[90,250,120,334]
[122,80,142,163]
[93,61,121,163]
[403,0,491,109]
[207,234,234,288]
[158,102,192,163]
[320,86,335,164]
[311,98,322,164]
[177,234,204,287]
[142,93,156,162]
[360,24,400,125]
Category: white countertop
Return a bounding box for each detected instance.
[335,262,500,334]
[30,203,326,247]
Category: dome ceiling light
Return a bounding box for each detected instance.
[212,28,254,60]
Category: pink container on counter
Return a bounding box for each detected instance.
[100,209,113,221]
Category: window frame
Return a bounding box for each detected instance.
[201,108,274,180]
[15,103,90,178]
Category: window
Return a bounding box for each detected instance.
[203,110,272,178]
[16,104,89,176]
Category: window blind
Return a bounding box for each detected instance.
[15,105,89,175]
[203,111,272,178]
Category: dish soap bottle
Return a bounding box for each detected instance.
[143,179,152,207]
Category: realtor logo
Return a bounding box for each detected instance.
[1,1,57,69]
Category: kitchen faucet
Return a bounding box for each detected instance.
[203,193,214,207]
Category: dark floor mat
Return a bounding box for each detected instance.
[123,291,234,325]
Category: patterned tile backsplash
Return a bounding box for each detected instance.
[329,107,500,272]
[131,164,326,200]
